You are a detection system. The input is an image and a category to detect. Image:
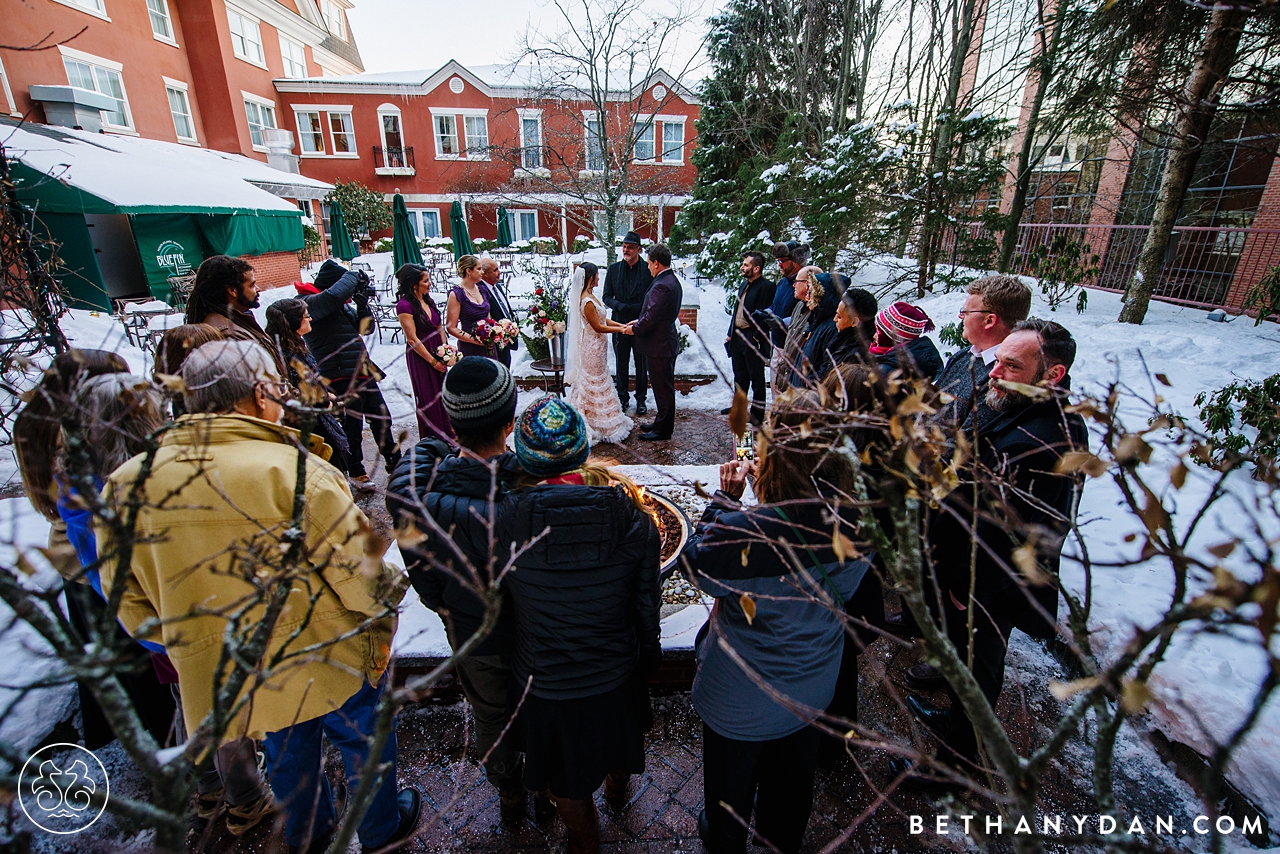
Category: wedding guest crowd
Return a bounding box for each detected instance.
[13,236,1091,854]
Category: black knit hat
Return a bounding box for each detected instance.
[313,259,347,290]
[443,357,516,433]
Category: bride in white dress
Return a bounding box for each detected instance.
[565,262,634,444]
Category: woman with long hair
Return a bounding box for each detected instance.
[680,391,871,854]
[446,254,495,359]
[264,298,354,477]
[395,263,453,441]
[504,396,661,853]
[154,323,223,417]
[565,261,632,444]
[790,273,842,388]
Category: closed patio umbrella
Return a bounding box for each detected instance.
[327,200,358,261]
[496,205,514,247]
[392,193,424,270]
[450,200,474,260]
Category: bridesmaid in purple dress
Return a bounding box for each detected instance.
[395,264,453,441]
[445,254,494,359]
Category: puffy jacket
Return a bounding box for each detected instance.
[501,483,662,699]
[873,336,944,382]
[792,290,839,386]
[98,414,406,741]
[680,492,870,740]
[386,438,520,657]
[299,260,382,381]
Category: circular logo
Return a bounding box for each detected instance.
[18,743,109,835]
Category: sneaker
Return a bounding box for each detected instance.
[225,790,277,836]
[194,787,225,821]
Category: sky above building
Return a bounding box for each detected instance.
[346,0,717,77]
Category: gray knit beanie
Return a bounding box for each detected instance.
[442,357,516,433]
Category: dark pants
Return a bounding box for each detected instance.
[823,570,885,750]
[454,654,523,793]
[263,677,400,849]
[728,338,768,420]
[702,724,819,854]
[494,346,512,369]
[644,355,676,437]
[330,376,397,476]
[938,585,1019,763]
[613,334,648,405]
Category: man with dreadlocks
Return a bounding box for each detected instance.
[184,255,287,377]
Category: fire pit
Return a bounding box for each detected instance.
[641,489,692,575]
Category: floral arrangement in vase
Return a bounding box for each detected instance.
[525,282,568,338]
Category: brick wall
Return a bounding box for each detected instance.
[1226,163,1280,310]
[241,251,302,290]
[678,307,698,331]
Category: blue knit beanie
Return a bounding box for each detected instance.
[515,396,589,478]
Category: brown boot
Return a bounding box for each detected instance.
[603,771,630,809]
[554,795,600,854]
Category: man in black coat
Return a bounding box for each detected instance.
[623,244,682,440]
[934,274,1031,430]
[602,231,655,414]
[905,320,1088,772]
[299,260,400,480]
[722,251,776,424]
[385,357,534,821]
[480,258,517,368]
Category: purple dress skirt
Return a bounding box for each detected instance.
[396,296,454,442]
[451,284,493,359]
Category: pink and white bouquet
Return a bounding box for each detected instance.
[472,318,520,352]
[435,343,462,367]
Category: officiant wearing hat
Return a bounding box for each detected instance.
[602,231,654,416]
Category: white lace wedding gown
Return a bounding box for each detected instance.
[566,292,633,444]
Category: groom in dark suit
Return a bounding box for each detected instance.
[624,243,682,440]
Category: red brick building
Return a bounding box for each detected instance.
[274,61,700,249]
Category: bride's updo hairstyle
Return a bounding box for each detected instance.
[579,261,599,288]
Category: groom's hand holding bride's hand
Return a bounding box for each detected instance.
[621,322,636,336]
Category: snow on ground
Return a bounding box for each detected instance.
[4,251,1280,818]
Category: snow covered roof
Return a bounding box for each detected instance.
[274,59,700,104]
[1,119,331,216]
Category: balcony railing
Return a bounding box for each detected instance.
[373,146,414,172]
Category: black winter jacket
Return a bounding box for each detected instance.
[386,438,520,657]
[873,337,944,382]
[602,258,655,323]
[727,275,777,359]
[793,292,839,386]
[301,261,382,382]
[930,391,1089,638]
[501,483,662,699]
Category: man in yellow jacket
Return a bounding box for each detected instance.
[99,339,418,853]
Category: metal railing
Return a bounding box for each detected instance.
[373,146,414,170]
[938,222,1280,311]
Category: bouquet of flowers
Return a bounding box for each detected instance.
[473,318,521,351]
[525,282,569,339]
[436,343,462,367]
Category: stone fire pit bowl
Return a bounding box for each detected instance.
[643,490,691,577]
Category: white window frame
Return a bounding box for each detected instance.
[593,210,634,241]
[59,47,134,133]
[376,104,414,173]
[463,114,489,160]
[658,115,686,164]
[0,56,19,117]
[632,115,656,163]
[226,5,266,69]
[509,209,539,242]
[147,0,177,45]
[430,110,459,160]
[294,108,325,155]
[163,77,196,143]
[516,108,545,173]
[323,0,346,39]
[410,208,441,239]
[583,111,604,173]
[242,92,277,151]
[279,35,308,79]
[327,110,357,157]
[49,0,110,22]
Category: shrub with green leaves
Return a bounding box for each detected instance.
[1027,234,1098,313]
[324,180,392,241]
[1241,265,1280,325]
[1194,373,1280,472]
[938,321,966,349]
